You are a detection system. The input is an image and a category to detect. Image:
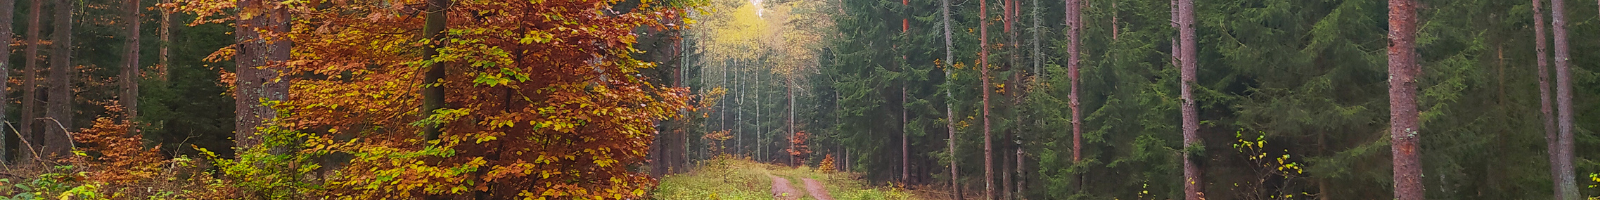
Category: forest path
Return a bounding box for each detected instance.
[801,178,835,200]
[768,174,802,200]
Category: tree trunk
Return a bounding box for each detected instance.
[20,0,42,164]
[1065,0,1081,164]
[121,0,140,123]
[234,0,292,150]
[1531,0,1568,199]
[159,0,169,81]
[44,0,75,159]
[1549,0,1580,198]
[736,61,744,156]
[941,0,960,196]
[0,0,12,164]
[980,0,994,197]
[1003,1,1018,198]
[421,0,449,141]
[903,83,910,183]
[1177,0,1203,199]
[1386,0,1423,199]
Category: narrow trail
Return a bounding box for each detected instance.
[801,178,835,200]
[768,174,801,200]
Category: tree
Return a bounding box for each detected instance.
[122,0,142,122]
[1065,0,1080,165]
[941,0,959,196]
[421,0,449,141]
[1547,0,1580,198]
[1531,0,1565,199]
[19,0,42,164]
[0,0,12,163]
[1177,0,1202,199]
[45,0,75,159]
[233,0,291,149]
[1387,0,1423,199]
[980,0,995,198]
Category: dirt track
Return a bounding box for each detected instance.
[768,175,801,200]
[801,178,834,200]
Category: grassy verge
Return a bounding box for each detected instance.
[651,156,914,200]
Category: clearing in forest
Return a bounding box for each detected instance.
[651,157,912,200]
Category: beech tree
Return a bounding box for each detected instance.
[232,0,291,149]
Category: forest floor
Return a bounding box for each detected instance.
[651,156,913,200]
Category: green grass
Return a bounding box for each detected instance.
[651,156,914,200]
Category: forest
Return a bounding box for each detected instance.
[0,0,1598,199]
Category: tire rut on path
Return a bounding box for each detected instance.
[801,178,834,200]
[768,174,801,200]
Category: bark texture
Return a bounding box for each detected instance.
[234,0,292,149]
[0,0,12,163]
[1549,0,1580,198]
[421,0,449,140]
[1387,0,1423,199]
[122,0,141,121]
[1178,0,1203,199]
[44,0,75,159]
[20,0,42,163]
[941,0,960,196]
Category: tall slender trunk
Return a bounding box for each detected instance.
[159,0,169,81]
[45,0,75,159]
[980,0,995,197]
[1177,0,1203,199]
[421,0,449,141]
[1386,0,1423,199]
[0,0,12,163]
[1549,0,1580,198]
[234,0,292,149]
[788,78,796,166]
[1531,0,1567,199]
[20,0,42,163]
[902,83,910,183]
[1065,0,1081,164]
[756,64,763,162]
[1002,1,1018,198]
[941,0,960,196]
[121,0,140,121]
[737,61,744,156]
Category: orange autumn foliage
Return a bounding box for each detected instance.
[170,0,692,199]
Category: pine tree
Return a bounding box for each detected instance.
[1547,0,1580,198]
[1387,0,1423,199]
[1177,0,1202,198]
[20,0,42,164]
[980,0,995,197]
